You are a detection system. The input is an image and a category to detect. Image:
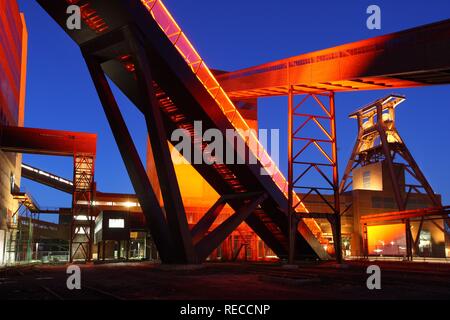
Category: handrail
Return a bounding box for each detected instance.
[21,163,73,186]
[140,0,323,237]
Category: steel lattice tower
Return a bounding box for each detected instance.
[340,95,442,260]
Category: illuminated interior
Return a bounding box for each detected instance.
[367,223,406,256]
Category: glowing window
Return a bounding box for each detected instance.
[10,173,15,193]
[362,171,370,188]
[109,219,125,229]
[367,224,406,256]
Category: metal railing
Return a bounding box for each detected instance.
[140,1,324,237]
[139,0,295,198]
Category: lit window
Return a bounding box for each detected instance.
[10,173,15,193]
[362,171,370,188]
[109,219,125,228]
[94,221,102,234]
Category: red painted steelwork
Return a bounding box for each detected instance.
[0,125,96,262]
[361,206,450,224]
[217,19,450,98]
[0,126,96,156]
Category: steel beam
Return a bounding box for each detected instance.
[0,126,96,156]
[70,155,95,262]
[361,206,450,223]
[82,51,175,263]
[195,193,267,262]
[339,117,363,193]
[190,192,264,244]
[287,87,295,264]
[125,27,195,263]
[0,125,96,263]
[21,163,73,194]
[397,144,441,207]
[330,93,342,263]
[37,0,330,261]
[217,19,450,98]
[191,197,226,244]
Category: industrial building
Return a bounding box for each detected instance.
[305,95,449,259]
[0,0,449,266]
[0,0,27,264]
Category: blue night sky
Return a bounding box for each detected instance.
[17,0,450,221]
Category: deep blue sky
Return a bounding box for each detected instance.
[17,0,450,221]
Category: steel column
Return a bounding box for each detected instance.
[287,87,295,264]
[82,52,174,263]
[125,28,195,263]
[330,93,342,263]
[70,155,95,262]
[397,144,441,207]
[339,114,364,194]
[289,91,342,262]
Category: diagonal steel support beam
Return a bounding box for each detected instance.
[195,193,268,262]
[397,142,441,207]
[191,197,226,244]
[125,27,196,263]
[82,51,174,263]
[190,192,263,244]
[376,104,413,260]
[339,116,364,193]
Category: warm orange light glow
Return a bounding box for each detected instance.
[139,0,323,237]
[367,224,406,256]
[119,54,136,73]
[79,3,109,34]
[18,13,27,127]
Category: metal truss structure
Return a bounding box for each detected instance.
[0,125,97,262]
[81,25,272,264]
[33,0,450,265]
[288,90,342,263]
[5,201,28,263]
[70,155,95,262]
[340,95,443,260]
[6,191,40,262]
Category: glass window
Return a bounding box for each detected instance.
[362,171,370,189]
[10,173,15,193]
[108,219,125,229]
